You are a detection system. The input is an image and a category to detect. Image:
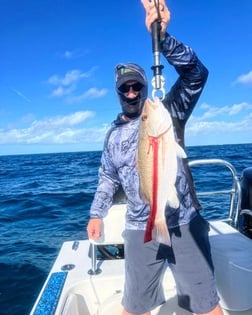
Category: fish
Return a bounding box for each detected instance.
[137,96,186,245]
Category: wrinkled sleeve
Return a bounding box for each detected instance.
[89,134,120,218]
[161,33,208,124]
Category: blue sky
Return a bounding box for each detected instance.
[1,0,252,155]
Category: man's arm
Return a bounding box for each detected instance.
[161,33,208,124]
[141,0,208,123]
[87,133,120,240]
[90,150,120,219]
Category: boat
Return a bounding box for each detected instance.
[30,159,252,315]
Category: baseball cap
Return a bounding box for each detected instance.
[115,63,147,91]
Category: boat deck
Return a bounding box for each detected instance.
[30,159,252,315]
[31,220,252,315]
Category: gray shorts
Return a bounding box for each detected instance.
[122,213,220,314]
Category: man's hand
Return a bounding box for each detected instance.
[141,0,171,38]
[87,218,102,240]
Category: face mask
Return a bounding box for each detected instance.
[115,63,148,119]
[120,94,142,119]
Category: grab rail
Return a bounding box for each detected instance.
[189,159,241,227]
[88,159,242,274]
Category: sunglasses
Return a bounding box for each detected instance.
[118,82,143,93]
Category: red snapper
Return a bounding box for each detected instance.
[137,97,186,245]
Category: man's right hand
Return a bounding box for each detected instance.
[87,218,102,240]
[141,0,171,38]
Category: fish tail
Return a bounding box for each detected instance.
[152,219,171,246]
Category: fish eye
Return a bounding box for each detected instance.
[142,114,147,121]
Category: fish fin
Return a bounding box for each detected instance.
[152,219,171,246]
[167,186,180,209]
[175,143,187,159]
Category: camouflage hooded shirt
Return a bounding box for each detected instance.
[90,33,208,230]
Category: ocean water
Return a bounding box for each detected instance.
[0,143,252,315]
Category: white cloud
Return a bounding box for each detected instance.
[233,70,252,85]
[31,111,94,128]
[187,102,252,137]
[198,102,252,119]
[48,69,92,86]
[228,102,251,115]
[51,86,75,97]
[61,49,89,60]
[63,50,74,59]
[0,111,109,145]
[187,119,251,136]
[47,67,102,101]
[67,88,108,104]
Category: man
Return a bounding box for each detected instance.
[87,1,224,314]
